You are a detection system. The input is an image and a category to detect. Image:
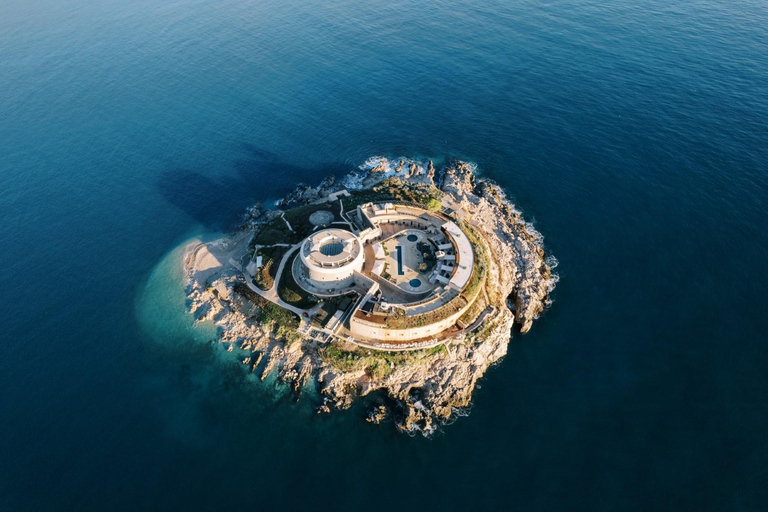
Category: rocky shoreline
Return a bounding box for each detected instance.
[183,157,556,434]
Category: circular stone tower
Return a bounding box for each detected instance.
[298,228,364,292]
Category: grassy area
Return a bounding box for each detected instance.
[340,190,391,210]
[342,178,444,211]
[232,282,300,342]
[320,343,446,380]
[380,262,391,281]
[252,245,287,290]
[283,202,341,240]
[385,294,468,329]
[277,253,319,309]
[252,201,342,246]
[472,314,499,341]
[252,217,294,246]
[459,294,487,328]
[454,218,489,302]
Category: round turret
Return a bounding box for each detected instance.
[298,228,364,292]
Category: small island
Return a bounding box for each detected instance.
[184,158,556,433]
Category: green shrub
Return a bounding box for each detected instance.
[425,197,442,211]
[277,253,319,309]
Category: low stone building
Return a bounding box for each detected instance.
[294,202,482,347]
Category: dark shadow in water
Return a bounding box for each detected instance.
[156,144,356,230]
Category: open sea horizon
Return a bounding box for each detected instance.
[1,0,767,510]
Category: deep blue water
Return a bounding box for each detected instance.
[2,0,768,510]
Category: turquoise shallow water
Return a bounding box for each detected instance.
[1,0,768,510]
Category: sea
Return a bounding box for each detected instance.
[1,0,767,510]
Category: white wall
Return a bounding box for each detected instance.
[349,293,477,342]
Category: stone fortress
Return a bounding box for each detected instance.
[291,201,488,349]
[183,159,555,431]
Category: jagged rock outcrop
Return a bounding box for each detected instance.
[183,157,556,435]
[366,405,388,424]
[371,159,388,172]
[426,160,436,182]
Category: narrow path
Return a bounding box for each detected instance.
[338,198,355,231]
[241,241,307,317]
[280,212,295,232]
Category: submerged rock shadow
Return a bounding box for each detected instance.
[156,144,355,230]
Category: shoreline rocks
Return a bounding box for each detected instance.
[183,157,556,435]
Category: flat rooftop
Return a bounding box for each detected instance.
[302,228,361,268]
[442,221,474,290]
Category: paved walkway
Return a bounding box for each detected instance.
[337,198,356,231]
[460,305,495,335]
[279,212,295,232]
[241,241,309,317]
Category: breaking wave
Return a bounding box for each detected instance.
[341,155,431,189]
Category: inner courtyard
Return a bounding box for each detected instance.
[379,229,437,294]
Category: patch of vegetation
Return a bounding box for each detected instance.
[459,294,487,328]
[342,178,444,212]
[322,344,366,372]
[320,343,447,380]
[252,201,342,246]
[473,315,499,341]
[232,282,300,342]
[375,178,444,208]
[454,219,489,303]
[253,217,294,246]
[340,190,391,210]
[425,197,442,211]
[428,344,448,356]
[380,262,391,281]
[385,294,468,329]
[277,253,319,309]
[252,245,287,290]
[283,202,341,240]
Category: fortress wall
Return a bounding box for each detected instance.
[348,292,478,342]
[307,271,357,289]
[358,226,382,243]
